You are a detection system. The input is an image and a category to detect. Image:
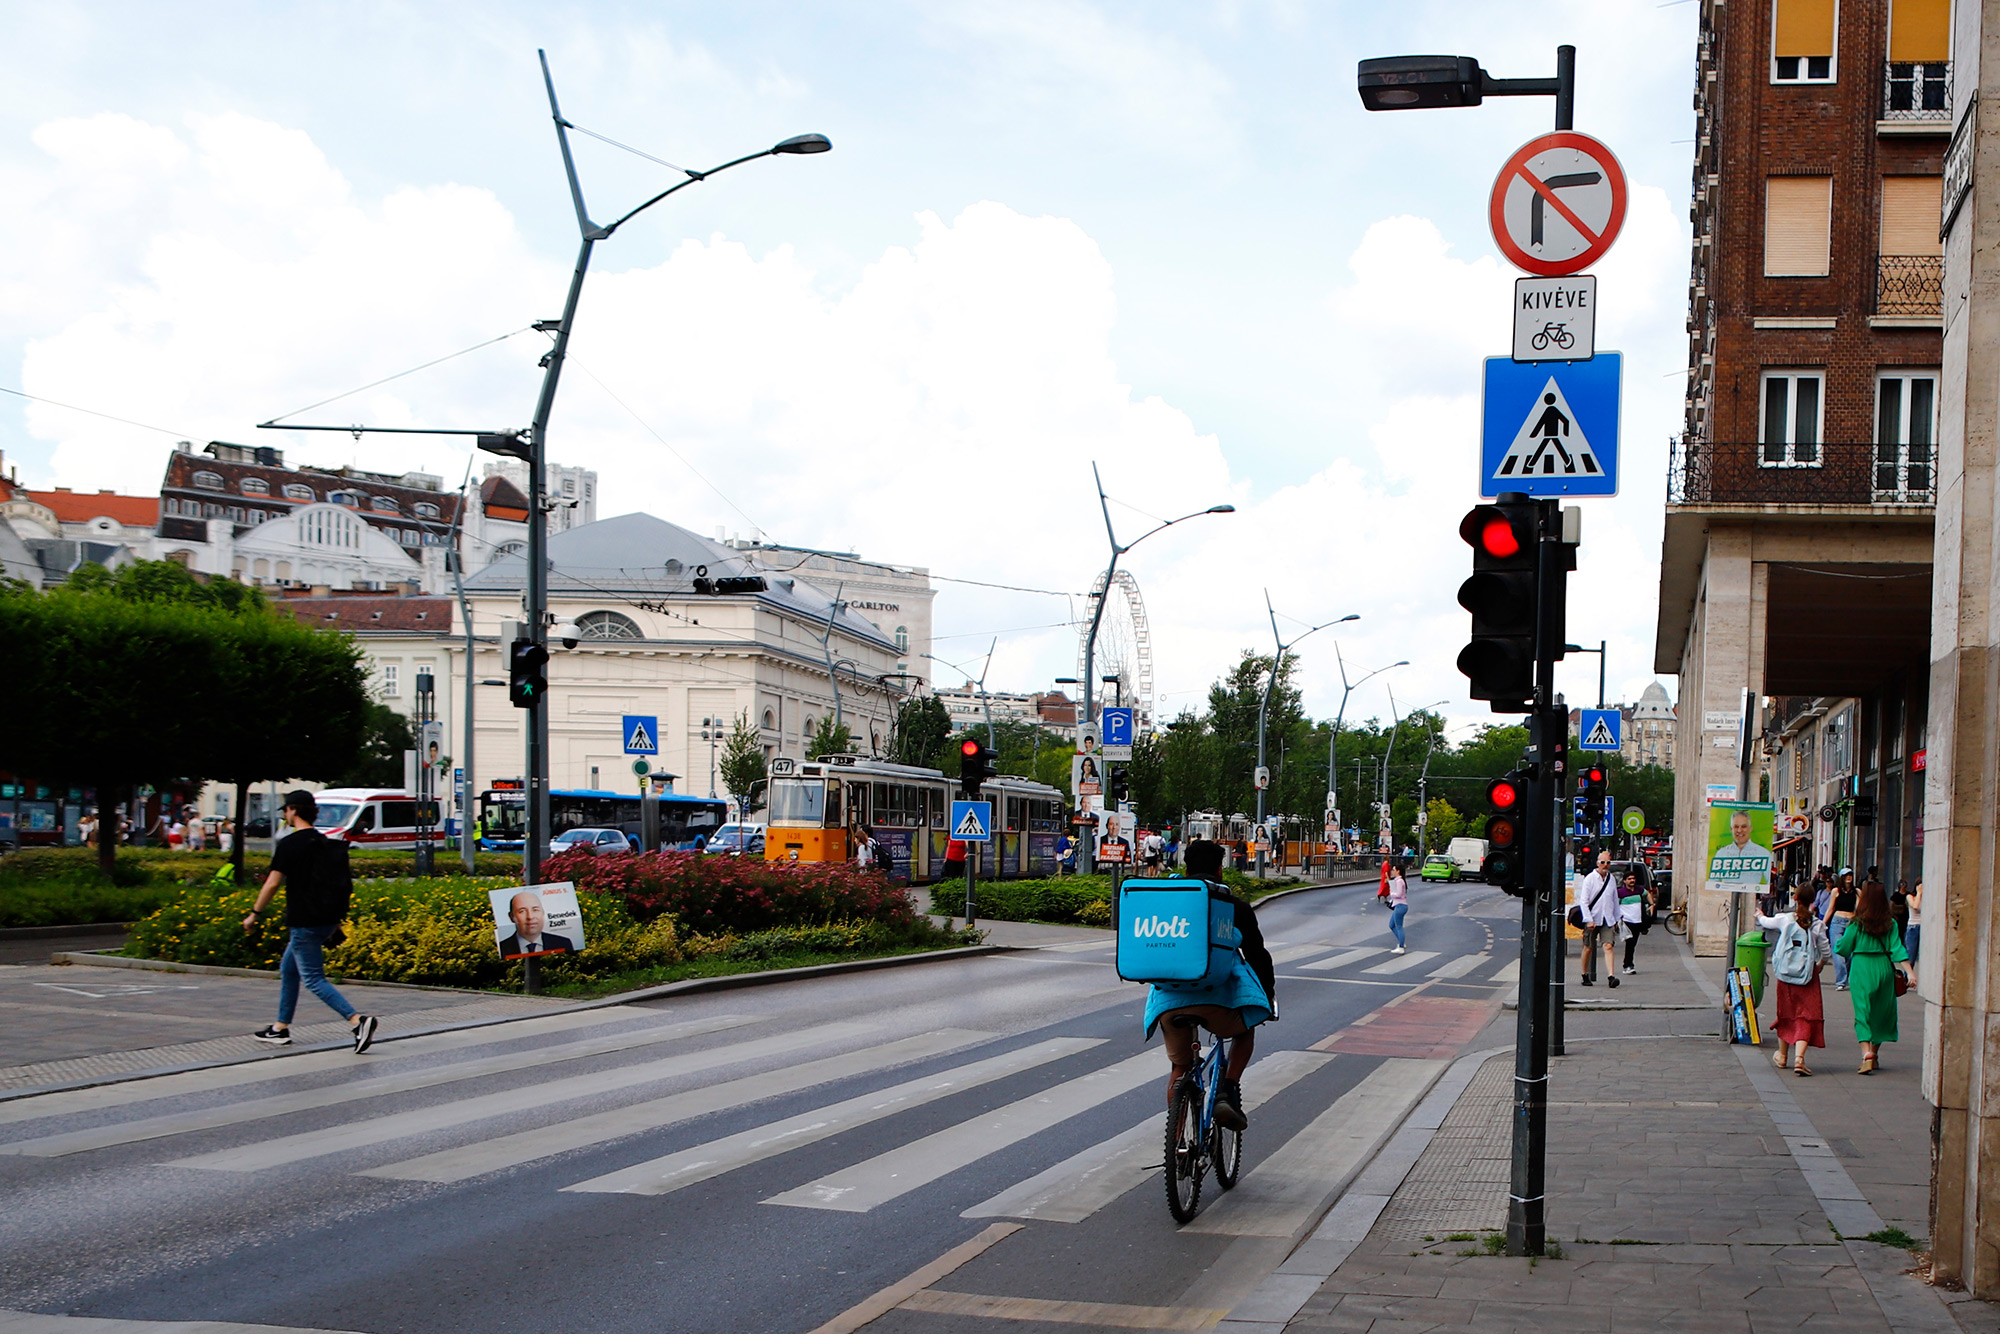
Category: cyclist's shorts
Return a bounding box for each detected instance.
[1143,958,1271,1038]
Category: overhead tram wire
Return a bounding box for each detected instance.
[0,386,193,439]
[258,327,539,426]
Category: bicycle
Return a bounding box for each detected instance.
[1164,1015,1243,1222]
[1530,321,1576,351]
[1663,903,1688,936]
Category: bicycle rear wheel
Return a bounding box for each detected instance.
[1665,909,1688,937]
[1165,1078,1205,1223]
[1212,1116,1243,1189]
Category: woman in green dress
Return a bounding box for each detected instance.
[1834,881,1912,1075]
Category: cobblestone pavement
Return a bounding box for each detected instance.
[1256,929,2000,1334]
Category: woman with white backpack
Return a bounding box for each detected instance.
[1757,886,1832,1075]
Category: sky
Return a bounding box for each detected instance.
[0,0,1698,736]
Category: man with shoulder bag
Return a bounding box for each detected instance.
[1575,851,1623,989]
[241,790,377,1052]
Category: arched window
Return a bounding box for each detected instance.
[371,495,400,514]
[240,477,270,495]
[894,625,909,651]
[575,610,641,641]
[414,502,441,519]
[494,540,526,559]
[762,709,775,729]
[283,483,314,502]
[329,490,363,509]
[192,471,224,490]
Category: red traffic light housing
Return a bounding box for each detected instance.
[959,737,996,797]
[1456,502,1540,711]
[1481,768,1531,896]
[1578,762,1608,829]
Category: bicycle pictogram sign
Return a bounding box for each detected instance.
[1489,132,1628,277]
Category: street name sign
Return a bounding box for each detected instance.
[1101,707,1135,761]
[1489,132,1628,276]
[1480,353,1621,497]
[950,800,993,842]
[1513,275,1596,361]
[622,715,658,755]
[1578,708,1622,751]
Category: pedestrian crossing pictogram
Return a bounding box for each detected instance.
[622,714,658,755]
[950,800,992,841]
[1494,377,1602,479]
[1584,715,1615,748]
[1578,707,1622,752]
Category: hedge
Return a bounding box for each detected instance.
[927,868,1299,926]
[545,847,917,935]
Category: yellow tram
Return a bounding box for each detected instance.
[764,754,1066,882]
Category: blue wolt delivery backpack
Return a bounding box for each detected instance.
[1116,877,1241,989]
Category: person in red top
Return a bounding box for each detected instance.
[942,837,968,881]
[1378,858,1392,908]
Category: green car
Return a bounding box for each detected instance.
[1419,853,1459,882]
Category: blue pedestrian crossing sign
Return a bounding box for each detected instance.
[1578,708,1621,752]
[1481,352,1621,497]
[622,715,659,755]
[950,800,992,842]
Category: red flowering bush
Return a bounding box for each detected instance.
[545,849,916,937]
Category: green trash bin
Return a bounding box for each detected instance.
[1735,930,1770,1008]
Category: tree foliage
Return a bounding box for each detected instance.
[809,714,854,760]
[889,695,952,770]
[324,703,416,790]
[719,712,767,814]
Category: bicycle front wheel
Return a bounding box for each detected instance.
[1665,910,1688,937]
[1165,1079,1205,1223]
[1212,1116,1243,1189]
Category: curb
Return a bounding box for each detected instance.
[1248,876,1378,909]
[2,943,1016,1103]
[0,922,130,942]
[48,951,500,996]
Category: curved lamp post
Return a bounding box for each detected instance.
[1254,598,1359,876]
[1325,649,1407,851]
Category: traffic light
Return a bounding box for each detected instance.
[1107,765,1130,803]
[1480,770,1530,896]
[1578,762,1607,831]
[959,737,996,797]
[1456,500,1540,710]
[690,564,768,595]
[508,640,549,709]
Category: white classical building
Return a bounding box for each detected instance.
[721,537,934,680]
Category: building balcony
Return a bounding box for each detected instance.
[1882,60,1951,122]
[1877,255,1944,318]
[1668,440,1935,507]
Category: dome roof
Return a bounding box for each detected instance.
[462,511,894,647]
[1633,680,1675,718]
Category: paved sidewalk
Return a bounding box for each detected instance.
[1227,925,2000,1333]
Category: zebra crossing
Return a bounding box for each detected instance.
[0,994,1452,1236]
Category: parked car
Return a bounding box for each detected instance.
[705,822,766,856]
[548,827,638,856]
[1419,853,1459,883]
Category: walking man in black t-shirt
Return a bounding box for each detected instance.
[241,790,377,1053]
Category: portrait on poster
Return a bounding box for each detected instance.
[1703,802,1774,895]
[490,881,586,960]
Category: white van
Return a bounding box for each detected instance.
[1447,836,1489,880]
[305,788,436,851]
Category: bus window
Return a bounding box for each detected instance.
[769,780,828,825]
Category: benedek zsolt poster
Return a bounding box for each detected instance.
[1704,801,1775,895]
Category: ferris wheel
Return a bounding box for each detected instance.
[1078,568,1155,731]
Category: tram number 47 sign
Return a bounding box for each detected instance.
[1490,132,1628,277]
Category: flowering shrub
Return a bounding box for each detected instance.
[930,878,1113,926]
[545,849,917,936]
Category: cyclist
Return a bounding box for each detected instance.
[1143,838,1276,1131]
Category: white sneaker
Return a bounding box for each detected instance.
[1392,946,1406,954]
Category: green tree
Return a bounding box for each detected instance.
[809,714,853,759]
[1424,797,1464,852]
[719,712,767,815]
[890,695,952,769]
[325,703,416,789]
[67,558,267,614]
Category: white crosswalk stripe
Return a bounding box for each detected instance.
[162,1019,883,1173]
[1426,954,1486,980]
[1360,950,1439,976]
[1298,948,1382,972]
[1266,943,1334,965]
[961,1049,1332,1223]
[763,1050,1161,1213]
[564,1036,1101,1197]
[2,1014,756,1158]
[1491,959,1522,985]
[371,1029,1000,1184]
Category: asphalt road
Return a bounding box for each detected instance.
[0,878,1521,1334]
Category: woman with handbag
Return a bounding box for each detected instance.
[1833,880,1912,1075]
[1756,886,1830,1075]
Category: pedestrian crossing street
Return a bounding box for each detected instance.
[0,969,1468,1235]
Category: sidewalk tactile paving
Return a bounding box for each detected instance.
[1371,1051,1513,1240]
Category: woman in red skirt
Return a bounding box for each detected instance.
[1757,886,1832,1074]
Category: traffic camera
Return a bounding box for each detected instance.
[1481,769,1530,896]
[959,738,996,797]
[1456,500,1539,710]
[508,641,549,710]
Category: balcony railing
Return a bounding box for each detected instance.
[1877,254,1944,317]
[1668,440,1936,507]
[1883,60,1951,120]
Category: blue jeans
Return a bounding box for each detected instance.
[1905,923,1921,965]
[278,925,356,1025]
[1829,916,1852,985]
[1389,903,1407,948]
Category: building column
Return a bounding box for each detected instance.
[1922,0,2000,1295]
[1674,526,1761,957]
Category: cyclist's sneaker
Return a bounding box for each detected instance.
[1215,1077,1247,1131]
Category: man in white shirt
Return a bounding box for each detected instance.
[1577,851,1622,989]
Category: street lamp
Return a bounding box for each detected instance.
[1080,461,1233,728]
[1357,48,1576,131]
[1325,648,1406,853]
[514,48,830,896]
[1563,641,1607,709]
[1254,597,1358,877]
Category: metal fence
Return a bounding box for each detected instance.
[1668,440,1936,507]
[1877,255,1943,318]
[1882,60,1951,121]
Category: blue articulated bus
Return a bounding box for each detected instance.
[475,786,726,852]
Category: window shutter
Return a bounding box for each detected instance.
[1765,176,1833,275]
[1774,0,1837,57]
[1880,176,1943,255]
[1888,0,1950,62]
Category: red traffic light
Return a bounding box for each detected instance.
[1582,765,1606,785]
[1487,777,1520,810]
[961,739,982,758]
[1459,505,1532,560]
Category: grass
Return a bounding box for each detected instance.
[537,940,969,999]
[1863,1226,1925,1252]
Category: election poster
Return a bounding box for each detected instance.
[490,881,586,960]
[1704,801,1774,895]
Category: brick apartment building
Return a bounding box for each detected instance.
[1656,0,1946,953]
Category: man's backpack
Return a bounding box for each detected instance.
[290,831,354,925]
[1771,919,1814,986]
